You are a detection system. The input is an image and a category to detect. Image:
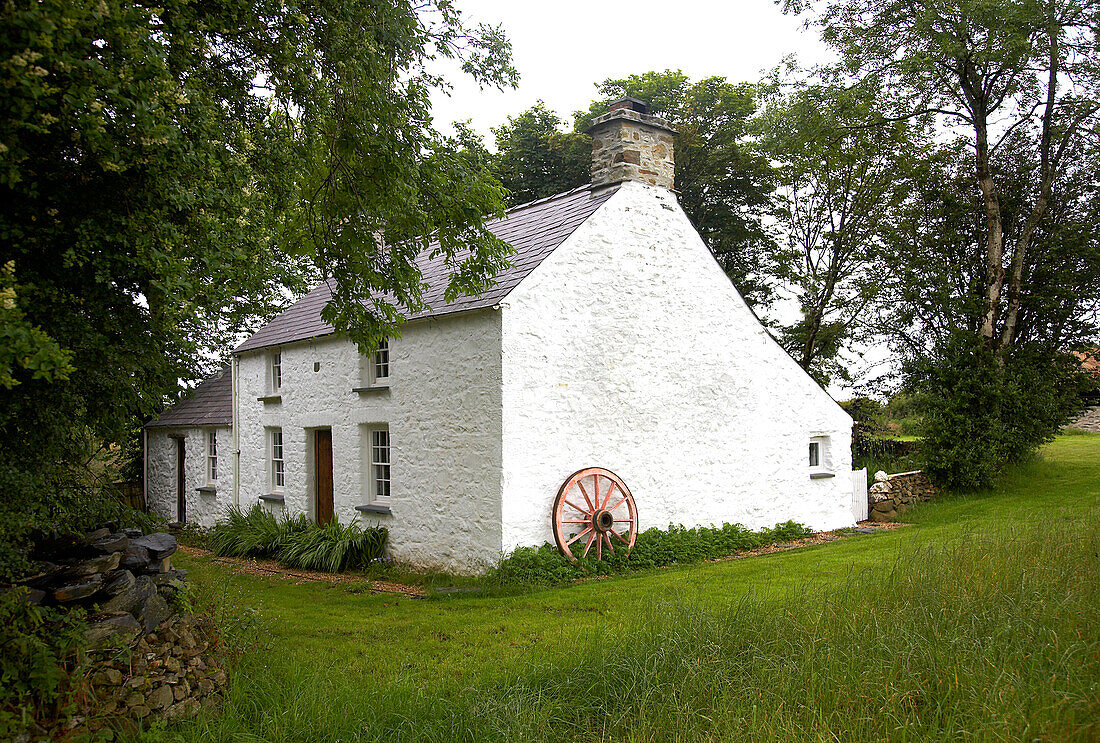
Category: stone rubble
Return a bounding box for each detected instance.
[867,470,937,522]
[1067,405,1100,433]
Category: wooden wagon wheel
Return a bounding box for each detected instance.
[552,467,638,561]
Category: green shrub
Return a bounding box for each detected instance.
[486,520,814,588]
[0,590,86,738]
[276,518,388,573]
[910,333,1086,488]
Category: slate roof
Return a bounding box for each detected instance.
[146,366,232,428]
[235,183,620,354]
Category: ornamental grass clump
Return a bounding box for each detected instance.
[276,518,388,573]
[209,505,313,559]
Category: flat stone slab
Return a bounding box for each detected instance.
[85,612,142,647]
[132,533,178,560]
[853,527,879,534]
[65,551,121,578]
[90,533,130,554]
[105,569,136,596]
[54,573,105,602]
[121,544,151,571]
[103,575,155,615]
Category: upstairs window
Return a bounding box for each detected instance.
[270,428,285,490]
[207,430,219,483]
[373,340,389,382]
[808,441,820,468]
[269,351,282,393]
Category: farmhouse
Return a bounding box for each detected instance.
[145,99,856,573]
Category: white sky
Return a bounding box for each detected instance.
[431,0,831,141]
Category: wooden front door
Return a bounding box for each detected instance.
[315,429,334,525]
[175,437,186,523]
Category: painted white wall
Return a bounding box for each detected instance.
[499,181,854,553]
[145,427,234,528]
[234,310,503,574]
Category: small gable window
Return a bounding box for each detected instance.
[809,436,834,479]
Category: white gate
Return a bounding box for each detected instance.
[851,468,868,522]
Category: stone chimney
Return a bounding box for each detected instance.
[586,97,676,190]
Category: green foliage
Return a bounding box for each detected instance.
[910,332,1086,488]
[277,519,389,573]
[489,102,591,206]
[487,520,813,588]
[575,70,778,309]
[0,591,86,739]
[210,504,386,573]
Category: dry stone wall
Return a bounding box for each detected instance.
[12,526,228,730]
[867,470,937,522]
[1068,406,1100,432]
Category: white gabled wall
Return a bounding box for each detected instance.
[145,426,233,528]
[234,309,503,573]
[500,181,853,553]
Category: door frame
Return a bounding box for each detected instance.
[313,428,334,525]
[171,435,186,524]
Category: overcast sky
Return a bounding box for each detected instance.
[431,0,832,141]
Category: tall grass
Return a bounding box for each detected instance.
[208,504,310,558]
[171,513,1100,742]
[208,503,387,573]
[278,519,388,573]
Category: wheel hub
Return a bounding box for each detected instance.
[592,509,614,532]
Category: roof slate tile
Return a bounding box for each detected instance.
[234,183,618,354]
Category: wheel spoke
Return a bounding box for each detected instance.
[601,480,617,509]
[604,533,614,553]
[566,527,593,546]
[564,500,591,516]
[596,532,602,560]
[613,519,632,523]
[576,481,595,512]
[561,519,589,523]
[611,530,630,545]
[581,530,597,558]
[606,497,627,512]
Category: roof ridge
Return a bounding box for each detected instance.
[500,182,595,214]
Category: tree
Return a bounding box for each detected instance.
[788,0,1100,483]
[0,0,516,574]
[788,0,1100,356]
[490,102,591,206]
[576,71,778,309]
[758,70,929,384]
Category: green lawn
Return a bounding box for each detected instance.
[160,434,1100,742]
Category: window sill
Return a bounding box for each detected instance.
[259,493,285,503]
[257,394,282,404]
[809,471,836,480]
[355,503,392,515]
[196,486,218,494]
[352,385,390,395]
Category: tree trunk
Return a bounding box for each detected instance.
[974,111,1004,344]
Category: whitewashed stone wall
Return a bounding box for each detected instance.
[499,181,854,553]
[234,310,503,573]
[145,427,233,528]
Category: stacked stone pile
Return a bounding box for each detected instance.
[868,470,937,522]
[19,527,186,642]
[12,526,229,727]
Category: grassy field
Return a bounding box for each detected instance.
[149,434,1100,742]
